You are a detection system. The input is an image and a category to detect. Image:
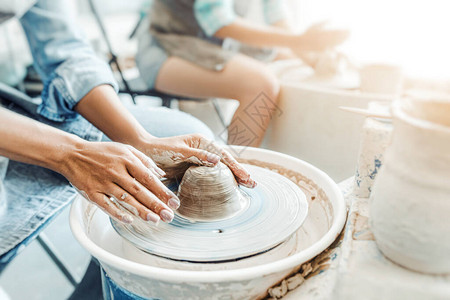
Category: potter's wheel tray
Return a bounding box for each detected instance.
[111,165,308,262]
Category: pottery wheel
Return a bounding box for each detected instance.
[111,164,308,262]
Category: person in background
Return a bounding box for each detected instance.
[136,0,349,147]
[0,0,255,290]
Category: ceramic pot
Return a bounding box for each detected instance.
[370,100,450,274]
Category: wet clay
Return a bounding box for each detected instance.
[177,162,245,221]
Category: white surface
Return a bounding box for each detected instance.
[0,286,10,300]
[70,146,346,299]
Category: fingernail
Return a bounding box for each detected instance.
[160,209,174,223]
[155,167,166,177]
[147,212,160,224]
[122,214,134,224]
[241,179,257,188]
[150,169,162,179]
[206,153,220,164]
[168,197,180,210]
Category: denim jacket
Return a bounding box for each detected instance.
[20,0,118,121]
[0,0,117,266]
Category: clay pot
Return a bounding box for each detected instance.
[370,98,450,274]
[177,162,243,221]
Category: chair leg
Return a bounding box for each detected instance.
[161,97,173,108]
[36,234,79,287]
[68,259,102,300]
[88,0,137,105]
[211,99,228,128]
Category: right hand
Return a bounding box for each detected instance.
[60,141,179,224]
[292,22,349,53]
[140,134,257,188]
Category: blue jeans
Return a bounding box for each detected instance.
[0,103,213,272]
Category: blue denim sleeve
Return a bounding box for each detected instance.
[19,0,118,122]
[262,0,289,24]
[194,0,236,37]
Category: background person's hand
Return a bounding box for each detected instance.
[60,141,180,224]
[292,22,349,53]
[138,134,257,188]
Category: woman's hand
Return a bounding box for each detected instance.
[137,134,257,188]
[60,141,180,224]
[292,22,349,53]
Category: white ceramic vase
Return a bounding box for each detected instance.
[370,99,450,274]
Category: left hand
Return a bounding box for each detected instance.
[137,134,257,188]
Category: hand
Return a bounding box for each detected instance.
[138,134,257,188]
[60,141,180,224]
[292,22,349,53]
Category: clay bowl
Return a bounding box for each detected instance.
[70,147,346,299]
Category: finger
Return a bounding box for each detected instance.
[128,146,166,178]
[91,193,134,224]
[109,184,160,224]
[197,139,257,188]
[126,160,180,211]
[175,135,222,166]
[118,175,175,223]
[218,149,257,188]
[180,147,221,166]
[308,21,329,32]
[323,30,349,47]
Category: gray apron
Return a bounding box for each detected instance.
[149,0,275,71]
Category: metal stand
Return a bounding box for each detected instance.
[36,233,79,287]
[87,0,136,104]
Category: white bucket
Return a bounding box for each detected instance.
[70,147,346,299]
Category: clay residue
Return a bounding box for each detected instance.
[83,200,96,235]
[350,212,375,241]
[239,158,332,223]
[267,231,344,299]
[148,150,202,179]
